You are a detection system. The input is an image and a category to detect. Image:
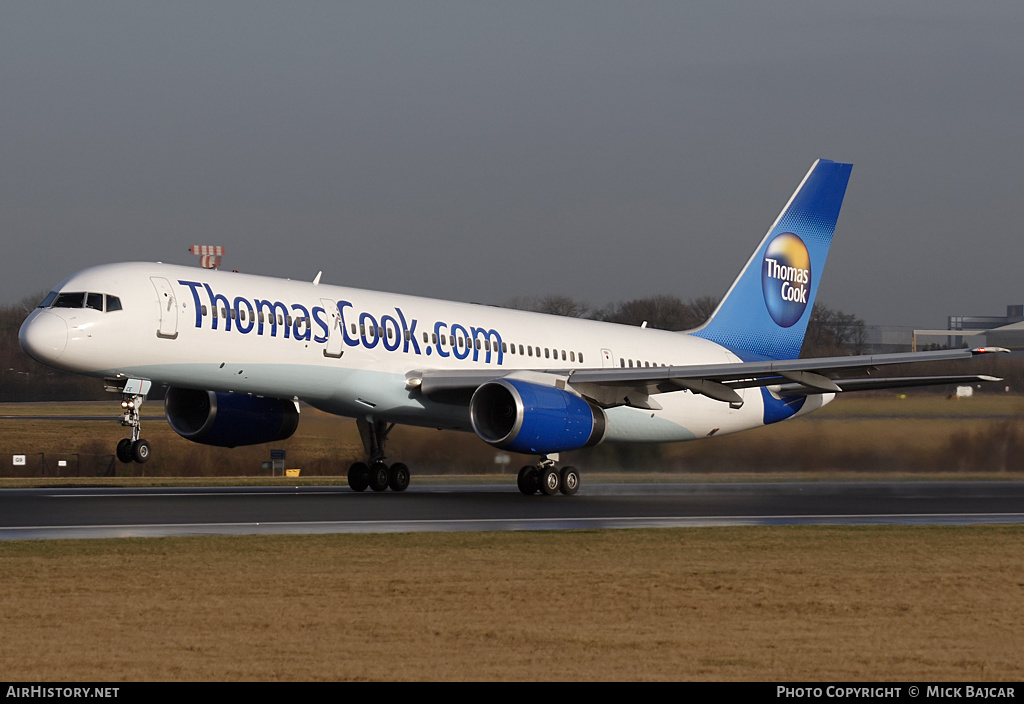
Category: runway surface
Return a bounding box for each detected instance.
[2,480,1023,539]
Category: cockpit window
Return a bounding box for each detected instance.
[46,291,123,312]
[52,292,87,308]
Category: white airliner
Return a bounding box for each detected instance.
[18,159,1003,495]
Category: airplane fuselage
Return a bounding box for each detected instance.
[20,261,825,445]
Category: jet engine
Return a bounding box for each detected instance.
[164,387,299,448]
[469,379,606,455]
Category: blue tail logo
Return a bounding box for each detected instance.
[762,232,811,328]
[692,159,852,360]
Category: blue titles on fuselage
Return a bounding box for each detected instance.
[178,280,504,365]
[179,280,326,342]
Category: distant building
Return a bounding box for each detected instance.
[985,318,1024,350]
[862,325,916,354]
[914,305,1024,351]
[865,305,1024,353]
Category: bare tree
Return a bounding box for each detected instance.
[505,295,590,318]
[593,295,721,331]
[801,303,867,357]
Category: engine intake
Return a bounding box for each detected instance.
[470,379,606,455]
[164,388,299,448]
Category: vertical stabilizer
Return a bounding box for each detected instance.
[691,159,852,360]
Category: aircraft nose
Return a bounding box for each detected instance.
[19,311,68,363]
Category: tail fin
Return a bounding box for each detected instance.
[691,158,852,360]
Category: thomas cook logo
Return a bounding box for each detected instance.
[761,232,810,328]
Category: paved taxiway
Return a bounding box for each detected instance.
[2,480,1023,539]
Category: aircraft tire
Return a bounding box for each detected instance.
[559,466,580,496]
[539,466,560,496]
[131,439,151,464]
[116,438,135,464]
[388,462,410,492]
[517,465,539,495]
[348,462,370,492]
[369,461,390,492]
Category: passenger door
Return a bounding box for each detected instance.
[320,298,344,358]
[150,277,179,339]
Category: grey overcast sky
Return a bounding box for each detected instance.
[2,1,1021,328]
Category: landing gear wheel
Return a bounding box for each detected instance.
[539,466,561,496]
[517,465,540,495]
[388,463,410,492]
[559,466,580,495]
[116,438,135,464]
[131,439,151,464]
[348,462,370,492]
[369,461,390,492]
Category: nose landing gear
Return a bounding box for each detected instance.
[111,378,152,464]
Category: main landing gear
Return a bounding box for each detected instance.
[116,390,151,464]
[517,456,580,496]
[347,418,410,492]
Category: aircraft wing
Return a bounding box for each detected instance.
[413,347,1007,410]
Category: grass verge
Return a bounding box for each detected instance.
[0,526,1021,681]
[3,394,1024,478]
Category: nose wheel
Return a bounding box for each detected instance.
[116,437,151,464]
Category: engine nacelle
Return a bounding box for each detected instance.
[469,379,606,455]
[164,388,300,448]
